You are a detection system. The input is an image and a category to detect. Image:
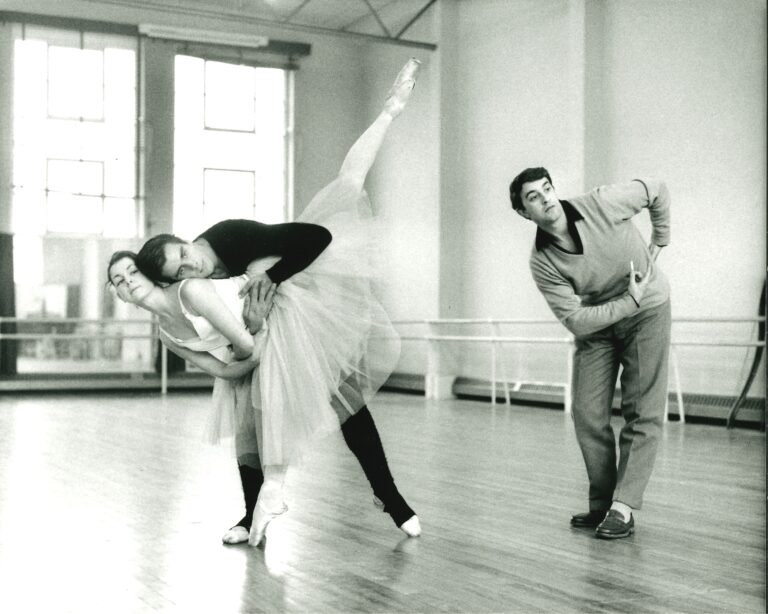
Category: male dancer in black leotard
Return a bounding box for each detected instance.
[136,58,421,543]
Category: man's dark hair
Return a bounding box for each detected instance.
[136,234,185,283]
[106,250,138,285]
[509,167,553,212]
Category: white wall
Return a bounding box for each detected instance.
[2,0,765,397]
[428,0,766,395]
[350,18,441,374]
[602,0,766,316]
[600,0,767,394]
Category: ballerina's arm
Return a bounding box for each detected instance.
[180,278,255,360]
[159,330,259,380]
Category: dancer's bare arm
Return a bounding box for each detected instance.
[181,279,256,359]
[159,331,259,379]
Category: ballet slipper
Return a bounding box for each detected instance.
[384,58,421,118]
[248,500,288,546]
[221,525,249,545]
[373,495,420,537]
[399,515,422,538]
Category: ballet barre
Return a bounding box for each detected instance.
[0,317,764,420]
[394,317,766,424]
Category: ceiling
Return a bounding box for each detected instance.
[167,0,439,48]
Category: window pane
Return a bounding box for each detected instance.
[254,68,286,129]
[103,197,137,238]
[13,40,47,123]
[47,159,103,195]
[104,48,136,122]
[104,157,135,198]
[203,169,254,227]
[174,55,288,234]
[255,172,286,224]
[47,47,104,120]
[200,130,258,170]
[46,193,102,233]
[205,61,255,131]
[13,35,138,238]
[12,188,47,235]
[12,234,44,287]
[9,26,145,378]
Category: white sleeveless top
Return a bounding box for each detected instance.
[160,276,248,363]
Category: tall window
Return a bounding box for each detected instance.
[12,25,139,319]
[13,27,139,240]
[9,25,143,374]
[173,56,289,239]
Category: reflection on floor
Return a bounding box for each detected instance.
[0,391,763,613]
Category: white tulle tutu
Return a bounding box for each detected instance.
[207,177,400,466]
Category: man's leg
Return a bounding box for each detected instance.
[340,406,417,530]
[571,329,621,515]
[613,301,671,510]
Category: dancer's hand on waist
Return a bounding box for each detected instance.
[241,273,276,333]
[239,271,273,299]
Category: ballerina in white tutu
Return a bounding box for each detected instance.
[110,59,423,546]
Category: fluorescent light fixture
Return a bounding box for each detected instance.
[139,24,269,49]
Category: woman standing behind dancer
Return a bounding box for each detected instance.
[110,58,423,546]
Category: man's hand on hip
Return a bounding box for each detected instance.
[628,259,653,307]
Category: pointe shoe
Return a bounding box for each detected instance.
[222,525,249,545]
[384,58,421,118]
[248,500,288,546]
[399,515,421,538]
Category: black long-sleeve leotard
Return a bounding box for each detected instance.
[197,219,332,283]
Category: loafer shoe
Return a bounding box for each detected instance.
[595,510,634,539]
[570,509,608,528]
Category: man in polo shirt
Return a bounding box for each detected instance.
[509,167,671,539]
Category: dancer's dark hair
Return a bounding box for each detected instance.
[136,234,186,283]
[509,167,553,212]
[106,250,138,285]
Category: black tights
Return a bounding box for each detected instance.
[341,406,415,527]
[234,406,414,528]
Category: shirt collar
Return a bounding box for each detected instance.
[534,200,583,251]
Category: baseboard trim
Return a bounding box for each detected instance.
[383,373,766,427]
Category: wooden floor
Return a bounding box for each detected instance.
[0,391,763,613]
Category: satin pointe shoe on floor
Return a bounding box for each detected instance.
[373,495,420,537]
[222,525,249,545]
[570,509,609,528]
[595,510,635,539]
[384,58,421,118]
[248,500,288,546]
[399,515,422,538]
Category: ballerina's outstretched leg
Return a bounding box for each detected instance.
[337,58,421,191]
[336,58,423,539]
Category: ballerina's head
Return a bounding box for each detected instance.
[107,251,159,306]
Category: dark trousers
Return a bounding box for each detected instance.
[571,300,671,510]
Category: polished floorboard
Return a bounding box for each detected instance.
[0,391,764,613]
